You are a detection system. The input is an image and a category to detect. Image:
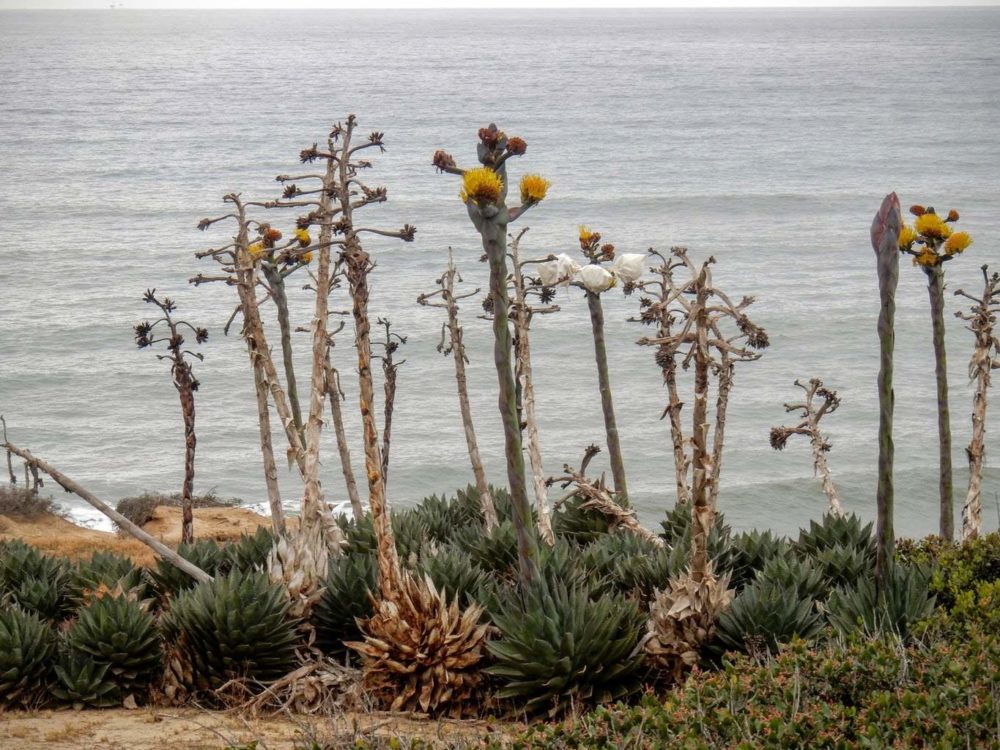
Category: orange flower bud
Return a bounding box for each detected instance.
[947,209,960,222]
[909,205,926,217]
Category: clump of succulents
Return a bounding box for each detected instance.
[795,513,876,561]
[0,607,56,708]
[827,563,935,640]
[224,526,276,573]
[416,548,492,610]
[71,550,152,606]
[313,552,378,654]
[452,520,522,578]
[583,532,675,603]
[487,577,645,717]
[0,540,72,621]
[726,529,790,592]
[552,494,613,546]
[712,578,825,659]
[412,491,484,545]
[347,572,488,717]
[160,570,300,702]
[60,594,161,702]
[52,655,119,709]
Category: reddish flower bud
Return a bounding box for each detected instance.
[506,136,527,155]
[947,209,960,222]
[909,204,926,217]
[432,150,456,171]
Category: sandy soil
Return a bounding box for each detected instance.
[0,505,287,565]
[0,707,507,749]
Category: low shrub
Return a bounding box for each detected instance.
[114,490,237,529]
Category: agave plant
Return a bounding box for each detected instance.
[452,520,522,578]
[552,494,613,546]
[151,539,227,601]
[755,556,828,603]
[347,572,488,717]
[416,548,492,610]
[225,526,276,573]
[340,510,430,563]
[812,543,873,589]
[52,654,119,709]
[6,575,73,623]
[711,579,824,659]
[827,563,935,639]
[644,564,733,683]
[660,504,734,571]
[0,540,72,620]
[160,570,300,701]
[727,529,790,592]
[62,595,161,701]
[795,513,876,561]
[71,550,152,605]
[313,552,378,654]
[487,577,645,717]
[0,607,56,708]
[583,532,675,603]
[412,492,484,545]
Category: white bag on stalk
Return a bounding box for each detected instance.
[577,264,616,293]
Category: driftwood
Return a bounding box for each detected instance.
[871,193,901,585]
[416,250,498,530]
[770,378,844,516]
[954,265,1000,541]
[549,445,664,548]
[1,441,211,583]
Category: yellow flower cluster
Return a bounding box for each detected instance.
[915,212,952,240]
[459,167,503,205]
[295,228,311,247]
[248,242,265,259]
[913,248,938,268]
[578,225,594,245]
[944,231,972,255]
[301,251,314,264]
[519,174,550,204]
[898,224,917,249]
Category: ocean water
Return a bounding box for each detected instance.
[1,8,999,539]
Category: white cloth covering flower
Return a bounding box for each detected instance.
[538,253,581,287]
[611,253,646,283]
[577,264,616,293]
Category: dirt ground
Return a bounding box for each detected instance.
[0,707,508,749]
[0,505,287,566]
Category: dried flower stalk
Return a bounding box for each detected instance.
[134,289,208,544]
[954,265,1000,541]
[375,318,407,486]
[417,250,498,530]
[770,378,844,516]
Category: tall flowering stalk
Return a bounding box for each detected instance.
[871,192,901,585]
[954,265,1000,541]
[508,227,563,545]
[899,204,974,541]
[417,251,499,530]
[134,290,208,545]
[770,378,844,516]
[432,125,549,588]
[375,317,406,486]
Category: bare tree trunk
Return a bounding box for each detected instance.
[926,265,955,541]
[689,276,713,584]
[872,193,901,586]
[3,443,211,583]
[263,266,305,447]
[586,291,628,499]
[178,383,196,545]
[326,357,363,521]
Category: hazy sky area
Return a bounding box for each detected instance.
[2,0,998,9]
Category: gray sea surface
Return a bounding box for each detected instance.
[2,8,1000,538]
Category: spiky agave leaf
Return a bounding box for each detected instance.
[412,492,483,545]
[63,595,161,700]
[812,543,873,589]
[755,556,828,603]
[52,653,119,709]
[160,570,300,701]
[644,564,733,683]
[487,577,645,717]
[451,520,522,579]
[346,572,488,717]
[313,552,378,654]
[0,607,56,708]
[416,548,491,610]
